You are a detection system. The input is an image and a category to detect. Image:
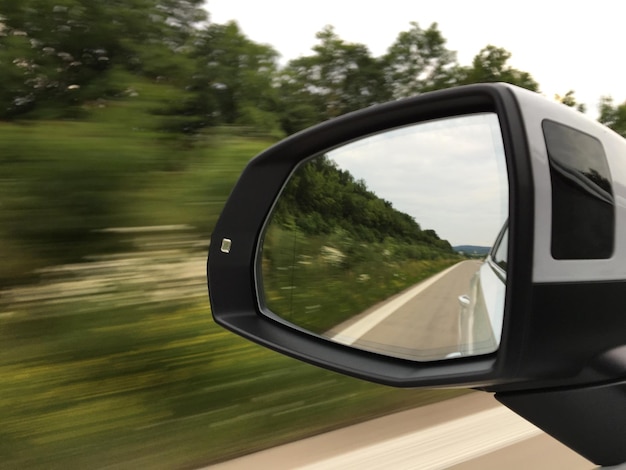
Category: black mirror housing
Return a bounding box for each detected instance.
[208,83,626,465]
[208,83,626,389]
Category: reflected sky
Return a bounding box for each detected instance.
[326,113,508,247]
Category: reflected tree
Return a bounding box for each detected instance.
[263,155,459,335]
[272,155,453,255]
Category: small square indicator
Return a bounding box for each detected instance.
[220,238,232,253]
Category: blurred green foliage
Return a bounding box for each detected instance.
[0,0,206,121]
[599,95,626,137]
[0,287,467,469]
[0,112,467,467]
[0,88,271,285]
[1,2,616,468]
[0,0,550,131]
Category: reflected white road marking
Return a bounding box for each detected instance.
[299,406,542,470]
[330,262,464,345]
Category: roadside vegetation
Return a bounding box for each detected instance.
[0,296,467,469]
[1,122,467,469]
[262,156,460,332]
[2,1,625,468]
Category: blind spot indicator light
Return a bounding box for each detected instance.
[220,238,232,254]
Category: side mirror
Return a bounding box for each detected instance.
[260,112,508,362]
[208,83,626,466]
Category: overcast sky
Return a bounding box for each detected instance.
[325,113,508,246]
[207,0,625,118]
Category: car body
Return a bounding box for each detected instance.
[458,223,507,357]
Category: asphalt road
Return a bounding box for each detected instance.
[328,260,486,360]
[205,392,593,470]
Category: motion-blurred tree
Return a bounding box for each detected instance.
[278,26,387,131]
[458,45,539,91]
[0,0,206,119]
[190,21,281,133]
[381,22,459,98]
[555,90,586,113]
[598,96,626,137]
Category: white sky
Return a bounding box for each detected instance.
[206,0,626,118]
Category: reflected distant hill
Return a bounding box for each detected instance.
[273,155,455,256]
[453,245,490,256]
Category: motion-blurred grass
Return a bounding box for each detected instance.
[0,78,271,283]
[0,300,466,469]
[0,106,467,469]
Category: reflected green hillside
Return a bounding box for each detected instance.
[262,155,460,333]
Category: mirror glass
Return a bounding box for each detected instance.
[259,113,508,361]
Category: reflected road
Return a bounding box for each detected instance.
[328,260,484,360]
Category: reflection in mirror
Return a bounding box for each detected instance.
[260,113,508,361]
